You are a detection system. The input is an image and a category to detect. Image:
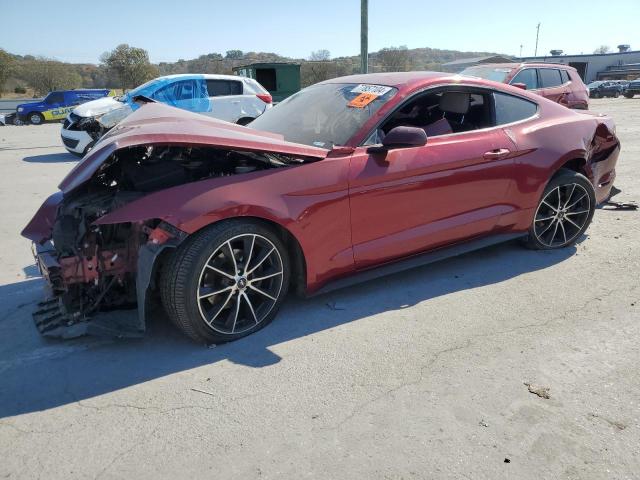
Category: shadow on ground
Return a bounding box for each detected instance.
[0,240,578,418]
[22,152,78,163]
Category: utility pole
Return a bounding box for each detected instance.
[361,0,368,73]
[519,44,523,58]
[534,22,541,57]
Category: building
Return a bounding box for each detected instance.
[519,48,640,83]
[441,55,515,73]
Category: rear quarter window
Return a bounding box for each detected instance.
[207,80,243,96]
[560,70,571,83]
[494,92,537,125]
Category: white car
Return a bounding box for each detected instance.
[61,74,272,156]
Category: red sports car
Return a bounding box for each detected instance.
[22,72,620,343]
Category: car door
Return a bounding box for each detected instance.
[45,92,68,120]
[538,68,569,106]
[206,79,245,122]
[348,92,516,269]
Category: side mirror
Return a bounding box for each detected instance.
[512,82,527,90]
[368,126,427,154]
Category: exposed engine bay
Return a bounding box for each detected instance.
[32,145,309,337]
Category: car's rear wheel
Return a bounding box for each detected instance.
[614,91,620,98]
[28,112,44,125]
[161,220,290,344]
[524,169,595,250]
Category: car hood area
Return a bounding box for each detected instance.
[59,102,330,193]
[72,96,126,118]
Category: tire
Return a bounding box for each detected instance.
[614,91,620,98]
[236,117,254,126]
[524,169,596,250]
[28,112,44,125]
[592,92,601,99]
[160,220,291,344]
[624,93,634,99]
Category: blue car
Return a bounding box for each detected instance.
[16,89,112,125]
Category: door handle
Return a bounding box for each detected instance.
[483,148,511,160]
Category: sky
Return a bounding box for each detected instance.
[1,0,638,64]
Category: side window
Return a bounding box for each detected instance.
[510,69,538,90]
[153,82,179,102]
[46,92,65,104]
[539,69,563,88]
[366,88,495,145]
[153,80,204,104]
[494,92,537,125]
[560,70,571,84]
[206,80,243,96]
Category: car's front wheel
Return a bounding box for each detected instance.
[161,220,290,344]
[525,169,596,250]
[28,112,44,125]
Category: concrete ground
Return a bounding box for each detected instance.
[0,98,638,479]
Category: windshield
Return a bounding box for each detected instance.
[460,66,513,83]
[248,83,398,148]
[120,78,165,102]
[588,81,604,88]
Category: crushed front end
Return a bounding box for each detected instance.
[25,190,183,338]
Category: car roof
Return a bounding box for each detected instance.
[157,73,245,81]
[321,71,458,89]
[472,62,577,71]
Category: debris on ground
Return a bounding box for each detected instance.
[504,458,511,463]
[479,419,489,427]
[588,413,627,430]
[602,201,638,211]
[191,388,216,397]
[326,301,345,311]
[524,382,551,399]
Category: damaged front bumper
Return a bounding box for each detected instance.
[31,241,145,338]
[27,202,187,339]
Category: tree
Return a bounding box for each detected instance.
[225,50,244,59]
[593,45,611,54]
[100,44,158,91]
[0,49,14,97]
[379,45,410,72]
[20,58,82,95]
[310,49,331,61]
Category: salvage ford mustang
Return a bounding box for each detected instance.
[22,72,620,343]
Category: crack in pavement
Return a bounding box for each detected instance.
[333,287,622,429]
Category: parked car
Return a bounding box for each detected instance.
[461,63,589,109]
[614,80,630,93]
[60,74,272,157]
[624,78,640,98]
[588,81,622,98]
[16,89,112,125]
[23,72,619,343]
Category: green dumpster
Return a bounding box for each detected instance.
[234,62,301,103]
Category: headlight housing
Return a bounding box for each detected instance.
[17,107,23,112]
